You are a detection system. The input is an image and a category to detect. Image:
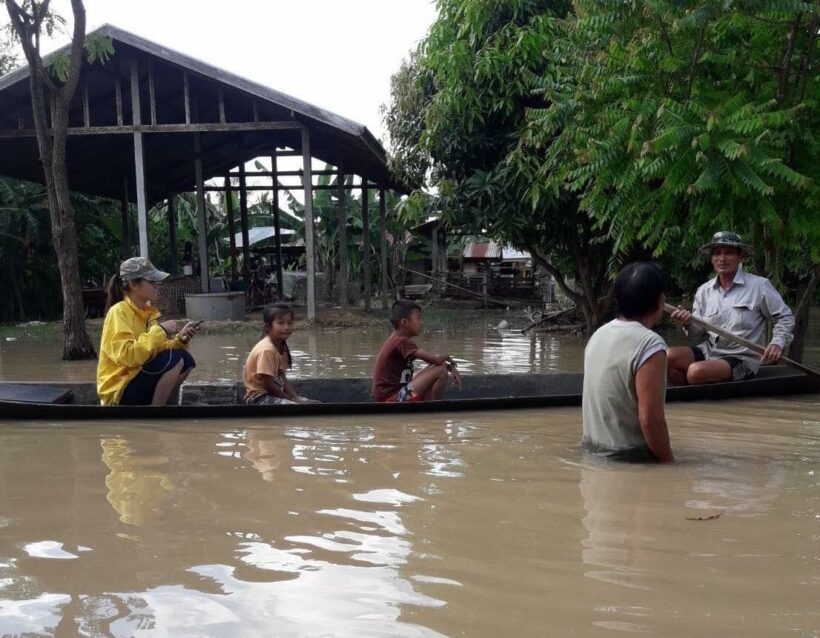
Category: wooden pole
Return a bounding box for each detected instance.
[130,59,149,258]
[120,177,130,259]
[302,129,316,320]
[663,303,820,378]
[431,223,439,292]
[148,59,157,125]
[361,181,371,312]
[194,133,209,292]
[82,80,90,127]
[271,153,284,299]
[225,175,238,282]
[167,196,178,274]
[218,87,226,124]
[115,77,123,126]
[238,163,251,287]
[183,71,191,124]
[379,187,389,309]
[337,165,348,309]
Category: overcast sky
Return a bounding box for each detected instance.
[10,0,438,143]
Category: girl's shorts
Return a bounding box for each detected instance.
[120,350,196,405]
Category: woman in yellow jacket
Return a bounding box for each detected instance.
[97,257,198,406]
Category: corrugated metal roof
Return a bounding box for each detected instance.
[463,241,500,259]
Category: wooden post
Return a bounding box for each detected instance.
[302,129,317,320]
[379,187,389,309]
[218,87,226,123]
[120,178,130,259]
[337,165,348,309]
[225,175,238,282]
[130,59,149,258]
[115,77,123,126]
[362,181,371,312]
[271,153,284,299]
[431,222,439,292]
[148,60,157,125]
[194,133,209,292]
[82,80,90,127]
[167,196,178,274]
[238,163,251,287]
[183,71,191,124]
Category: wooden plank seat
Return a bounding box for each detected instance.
[0,384,73,404]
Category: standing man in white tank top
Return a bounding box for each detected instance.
[582,262,673,463]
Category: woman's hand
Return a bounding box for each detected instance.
[160,320,179,337]
[178,321,201,344]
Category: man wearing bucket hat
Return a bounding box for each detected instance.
[667,231,794,385]
[96,257,200,405]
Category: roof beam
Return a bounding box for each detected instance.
[0,120,305,138]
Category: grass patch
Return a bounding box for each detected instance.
[0,321,63,339]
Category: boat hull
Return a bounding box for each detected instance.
[0,367,816,420]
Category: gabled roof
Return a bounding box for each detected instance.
[0,24,406,202]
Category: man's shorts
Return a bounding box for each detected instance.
[382,385,423,403]
[689,346,756,381]
[120,349,196,405]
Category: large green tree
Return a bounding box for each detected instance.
[387,0,818,349]
[3,0,112,359]
[525,0,819,358]
[385,0,619,332]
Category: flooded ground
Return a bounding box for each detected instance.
[0,397,817,636]
[0,310,818,636]
[1,308,818,381]
[0,316,589,381]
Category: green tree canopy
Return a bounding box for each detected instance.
[386,0,818,347]
[385,0,616,331]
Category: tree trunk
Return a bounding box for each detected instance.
[525,244,612,333]
[789,264,819,363]
[9,0,97,359]
[45,89,96,359]
[10,266,26,322]
[49,170,96,359]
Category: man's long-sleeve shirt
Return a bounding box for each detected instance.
[690,265,794,374]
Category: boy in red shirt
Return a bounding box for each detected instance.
[372,299,461,402]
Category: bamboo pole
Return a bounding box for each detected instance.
[663,303,820,378]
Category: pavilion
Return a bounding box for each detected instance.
[0,24,405,317]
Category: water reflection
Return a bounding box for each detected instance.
[2,308,819,383]
[0,399,818,636]
[0,324,589,383]
[577,397,820,636]
[101,438,175,526]
[0,424,447,636]
[580,463,657,593]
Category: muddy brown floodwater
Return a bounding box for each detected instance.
[0,314,818,636]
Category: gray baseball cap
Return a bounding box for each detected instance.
[698,231,752,258]
[119,257,170,282]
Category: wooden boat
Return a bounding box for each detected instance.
[0,366,817,421]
